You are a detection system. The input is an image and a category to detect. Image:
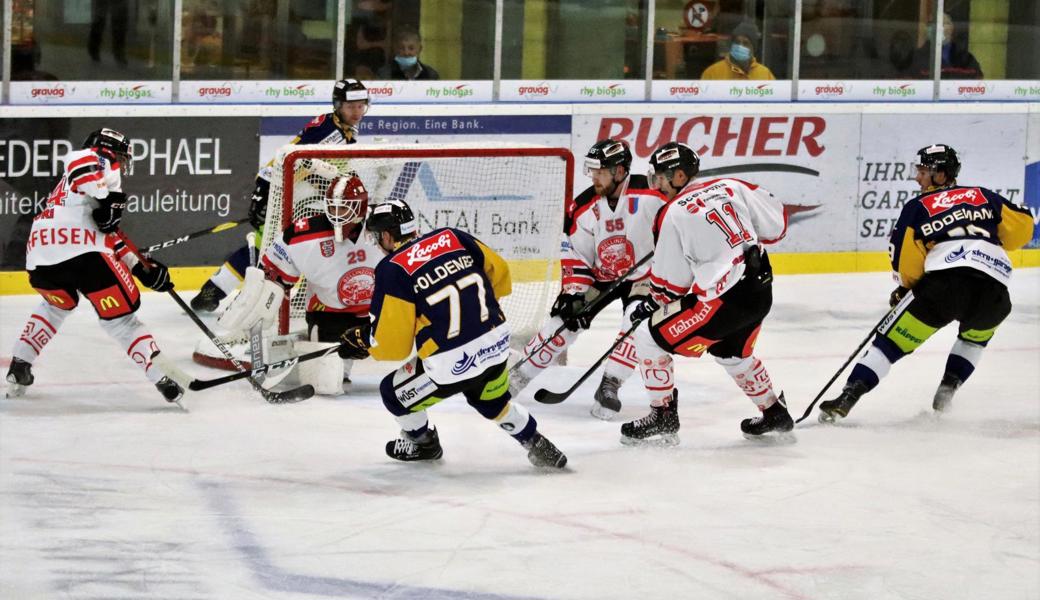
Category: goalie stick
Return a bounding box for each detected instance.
[187,343,345,391]
[534,317,645,404]
[144,218,249,254]
[511,252,654,374]
[794,309,895,424]
[117,231,314,404]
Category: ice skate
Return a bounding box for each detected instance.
[818,381,868,424]
[523,432,567,469]
[620,390,679,446]
[155,376,185,409]
[5,357,34,398]
[386,427,443,462]
[590,375,622,420]
[932,374,962,413]
[741,393,795,442]
[190,280,227,313]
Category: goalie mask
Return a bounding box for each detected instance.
[83,128,133,175]
[325,174,369,242]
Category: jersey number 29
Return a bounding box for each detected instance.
[427,273,489,339]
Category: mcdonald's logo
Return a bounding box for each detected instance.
[47,294,66,305]
[99,295,121,311]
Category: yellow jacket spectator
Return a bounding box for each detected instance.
[702,22,775,81]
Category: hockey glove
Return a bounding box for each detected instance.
[630,297,659,323]
[248,178,271,230]
[338,322,372,360]
[550,292,587,332]
[92,191,127,234]
[132,258,174,292]
[889,286,909,308]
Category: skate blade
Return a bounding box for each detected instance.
[742,430,797,445]
[620,433,679,447]
[590,404,620,421]
[818,411,844,425]
[5,384,27,398]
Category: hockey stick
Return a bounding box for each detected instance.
[794,309,894,424]
[186,343,345,391]
[118,231,314,404]
[512,252,654,374]
[534,317,645,405]
[143,218,249,254]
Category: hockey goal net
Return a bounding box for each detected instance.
[262,143,573,348]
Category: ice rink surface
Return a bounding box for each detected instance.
[2,269,1038,600]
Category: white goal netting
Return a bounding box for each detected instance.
[261,143,573,347]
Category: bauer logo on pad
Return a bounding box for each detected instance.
[391,231,464,274]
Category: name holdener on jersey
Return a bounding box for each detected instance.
[414,255,475,291]
[919,206,994,236]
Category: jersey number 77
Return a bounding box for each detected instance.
[427,273,489,339]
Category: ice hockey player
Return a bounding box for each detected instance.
[191,79,370,312]
[217,173,382,395]
[818,144,1034,422]
[510,139,667,420]
[336,198,567,468]
[620,142,794,444]
[5,128,182,403]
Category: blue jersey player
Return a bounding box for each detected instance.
[819,144,1034,421]
[337,199,567,468]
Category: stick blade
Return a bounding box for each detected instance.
[534,388,569,404]
[266,384,314,404]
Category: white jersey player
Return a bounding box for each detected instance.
[6,128,183,404]
[620,142,795,445]
[219,174,381,394]
[510,139,667,420]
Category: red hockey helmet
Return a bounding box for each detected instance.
[325,173,368,233]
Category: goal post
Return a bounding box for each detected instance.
[263,142,574,348]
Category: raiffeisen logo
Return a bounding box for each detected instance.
[814,84,849,98]
[443,84,473,98]
[518,82,552,98]
[284,84,315,98]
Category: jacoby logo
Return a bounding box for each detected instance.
[814,84,849,97]
[392,231,464,273]
[368,85,396,97]
[670,85,701,98]
[198,86,232,98]
[922,187,987,216]
[518,82,552,98]
[31,86,66,99]
[957,84,988,97]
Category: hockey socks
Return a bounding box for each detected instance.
[12,302,70,364]
[100,313,167,384]
[716,355,779,409]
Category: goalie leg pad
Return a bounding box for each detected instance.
[295,341,344,395]
[218,266,284,333]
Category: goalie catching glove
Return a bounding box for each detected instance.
[217,266,285,332]
[338,322,372,360]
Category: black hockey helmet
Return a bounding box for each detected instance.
[332,78,369,110]
[367,198,417,241]
[915,144,961,179]
[584,139,632,176]
[650,142,700,179]
[82,127,132,165]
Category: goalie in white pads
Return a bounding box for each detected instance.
[219,173,381,394]
[6,128,182,404]
[510,139,667,420]
[621,142,795,444]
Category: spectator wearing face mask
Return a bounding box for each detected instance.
[701,22,775,81]
[914,13,983,79]
[376,26,440,81]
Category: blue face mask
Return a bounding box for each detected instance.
[730,43,752,63]
[395,55,418,69]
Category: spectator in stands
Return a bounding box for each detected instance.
[914,13,984,79]
[701,22,775,81]
[377,26,439,81]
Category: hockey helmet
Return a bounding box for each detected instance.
[915,144,961,179]
[82,127,132,168]
[650,142,700,180]
[367,198,418,241]
[325,173,369,232]
[584,139,633,176]
[333,78,370,110]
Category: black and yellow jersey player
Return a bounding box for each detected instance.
[818,143,1034,423]
[337,198,567,469]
